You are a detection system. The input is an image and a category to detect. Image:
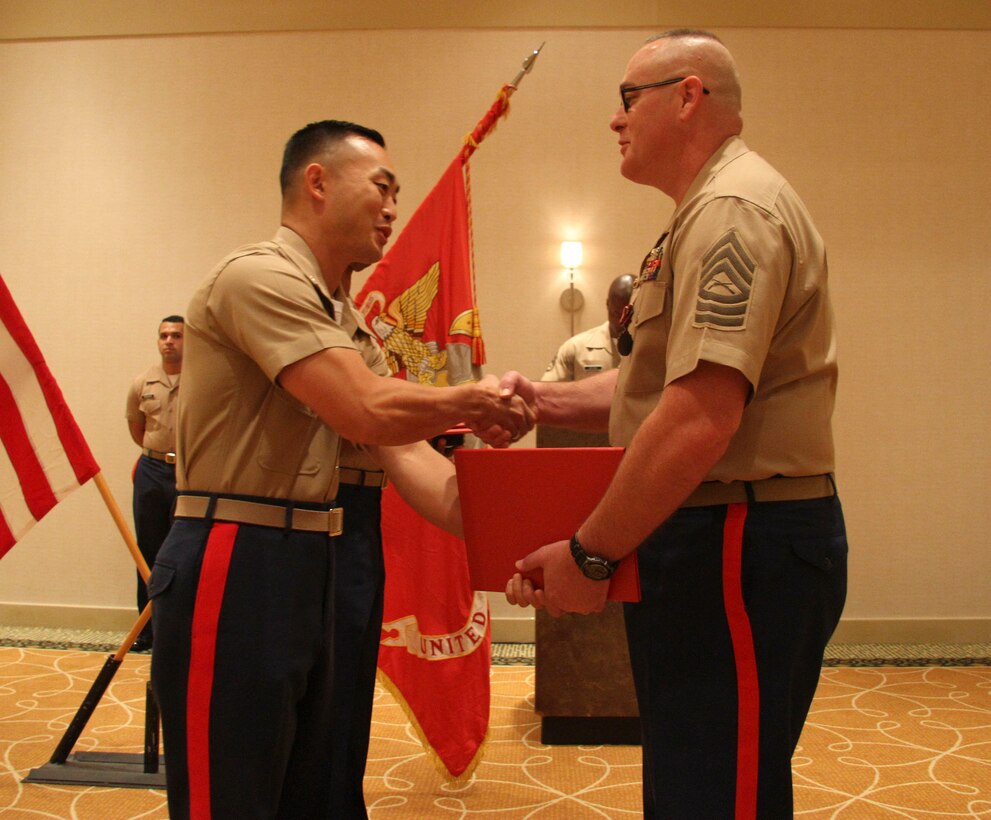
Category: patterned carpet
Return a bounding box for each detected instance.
[0,631,989,818]
[3,626,990,666]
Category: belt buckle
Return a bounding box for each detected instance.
[165,452,177,465]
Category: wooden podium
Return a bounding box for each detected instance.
[533,425,641,745]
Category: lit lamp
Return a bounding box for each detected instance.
[559,240,584,334]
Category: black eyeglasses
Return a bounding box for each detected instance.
[620,77,710,112]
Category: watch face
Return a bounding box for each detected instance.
[582,559,612,581]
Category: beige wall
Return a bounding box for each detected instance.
[0,4,988,642]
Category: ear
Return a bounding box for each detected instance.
[303,162,328,201]
[677,76,708,120]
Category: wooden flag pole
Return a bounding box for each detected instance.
[25,603,165,786]
[93,471,151,581]
[23,476,163,787]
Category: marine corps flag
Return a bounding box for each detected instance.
[357,152,489,781]
[357,155,484,387]
[355,44,542,779]
[0,274,100,559]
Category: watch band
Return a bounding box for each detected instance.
[569,533,619,580]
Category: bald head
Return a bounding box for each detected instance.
[607,274,635,337]
[611,29,744,201]
[642,30,743,129]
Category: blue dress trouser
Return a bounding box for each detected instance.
[624,495,847,820]
[150,514,338,819]
[132,454,176,633]
[327,483,385,820]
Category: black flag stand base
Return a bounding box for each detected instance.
[24,605,167,790]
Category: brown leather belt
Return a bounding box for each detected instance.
[142,447,176,464]
[337,467,388,488]
[681,474,835,508]
[174,495,343,536]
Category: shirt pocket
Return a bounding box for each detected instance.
[138,394,161,418]
[633,278,669,328]
[621,278,672,395]
[255,387,323,477]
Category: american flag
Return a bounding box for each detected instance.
[0,274,99,559]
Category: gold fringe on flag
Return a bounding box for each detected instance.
[375,667,490,783]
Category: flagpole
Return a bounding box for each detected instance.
[458,43,544,368]
[24,482,162,782]
[26,603,166,786]
[45,605,152,764]
[461,42,544,164]
[93,471,151,581]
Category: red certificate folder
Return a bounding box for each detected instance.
[453,447,640,602]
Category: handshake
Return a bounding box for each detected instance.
[462,372,536,448]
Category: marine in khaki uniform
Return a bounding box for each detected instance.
[541,274,634,383]
[541,321,616,382]
[124,316,183,651]
[503,31,847,820]
[149,121,534,820]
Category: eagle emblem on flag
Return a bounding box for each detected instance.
[359,260,480,387]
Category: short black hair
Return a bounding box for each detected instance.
[279,120,386,195]
[161,315,184,324]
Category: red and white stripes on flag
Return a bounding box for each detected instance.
[0,275,100,559]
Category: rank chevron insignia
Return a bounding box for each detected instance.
[694,229,756,330]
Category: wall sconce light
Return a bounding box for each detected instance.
[559,241,584,334]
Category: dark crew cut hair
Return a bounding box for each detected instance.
[279,120,386,194]
[161,315,184,324]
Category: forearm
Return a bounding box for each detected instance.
[534,369,617,431]
[577,362,748,559]
[351,380,489,445]
[127,419,145,448]
[280,347,525,447]
[369,441,463,536]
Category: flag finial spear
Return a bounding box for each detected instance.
[510,42,545,89]
[461,43,544,163]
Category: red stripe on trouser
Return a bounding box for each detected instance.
[722,502,758,820]
[186,522,239,820]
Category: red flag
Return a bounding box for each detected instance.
[0,275,100,559]
[357,155,485,382]
[356,154,490,779]
[376,489,490,778]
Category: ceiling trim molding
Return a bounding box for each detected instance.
[2,0,989,42]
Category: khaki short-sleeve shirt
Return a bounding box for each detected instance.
[540,322,619,382]
[125,364,179,452]
[337,295,391,472]
[176,226,358,501]
[610,137,838,481]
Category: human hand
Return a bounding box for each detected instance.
[468,374,536,448]
[504,539,609,616]
[498,371,537,408]
[505,570,562,617]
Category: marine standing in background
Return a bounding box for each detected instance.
[125,315,183,652]
[541,274,634,382]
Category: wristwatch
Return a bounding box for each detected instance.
[569,533,619,581]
